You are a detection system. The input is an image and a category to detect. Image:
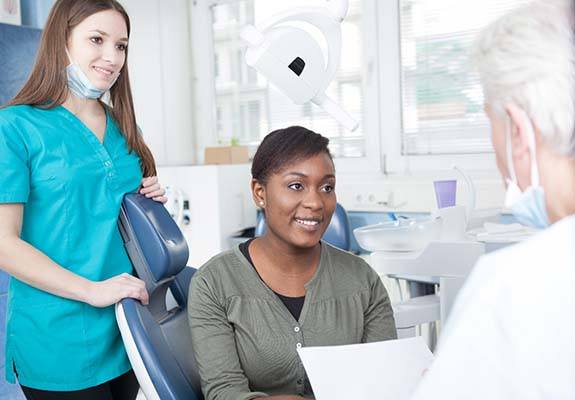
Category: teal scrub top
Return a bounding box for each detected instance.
[0,104,143,391]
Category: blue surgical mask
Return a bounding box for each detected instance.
[65,50,118,99]
[503,111,550,229]
[66,63,105,99]
[505,179,549,229]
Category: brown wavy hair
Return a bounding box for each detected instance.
[6,0,156,176]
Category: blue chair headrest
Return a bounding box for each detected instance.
[119,194,189,289]
[322,203,351,251]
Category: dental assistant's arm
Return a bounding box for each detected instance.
[0,203,148,307]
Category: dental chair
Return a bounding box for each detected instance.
[115,193,204,400]
[255,202,352,251]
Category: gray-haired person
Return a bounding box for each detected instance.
[412,0,575,398]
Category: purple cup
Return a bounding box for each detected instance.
[434,180,456,209]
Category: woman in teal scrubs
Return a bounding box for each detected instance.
[0,0,166,398]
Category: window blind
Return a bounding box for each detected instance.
[399,0,530,155]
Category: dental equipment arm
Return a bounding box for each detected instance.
[241,0,359,131]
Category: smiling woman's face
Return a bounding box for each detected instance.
[256,153,337,250]
[67,9,128,91]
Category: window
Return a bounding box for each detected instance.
[203,0,372,159]
[398,0,530,156]
[192,0,527,173]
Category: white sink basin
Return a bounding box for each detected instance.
[353,218,442,252]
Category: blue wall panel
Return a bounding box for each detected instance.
[0,23,42,105]
[20,0,55,29]
[0,18,41,399]
[0,273,24,399]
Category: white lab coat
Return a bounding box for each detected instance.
[411,215,575,400]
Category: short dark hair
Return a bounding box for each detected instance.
[251,126,333,184]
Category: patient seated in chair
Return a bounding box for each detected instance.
[188,126,397,400]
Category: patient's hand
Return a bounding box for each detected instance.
[140,176,167,203]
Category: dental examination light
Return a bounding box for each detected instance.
[241,0,359,131]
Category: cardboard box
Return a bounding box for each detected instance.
[204,146,249,165]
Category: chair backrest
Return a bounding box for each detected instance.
[255,202,352,251]
[115,193,203,400]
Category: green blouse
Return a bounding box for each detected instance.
[188,241,397,400]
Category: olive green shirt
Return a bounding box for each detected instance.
[188,242,397,400]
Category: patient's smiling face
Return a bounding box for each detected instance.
[256,153,337,250]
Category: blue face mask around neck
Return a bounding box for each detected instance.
[505,180,549,229]
[66,62,106,99]
[65,50,118,99]
[503,110,550,229]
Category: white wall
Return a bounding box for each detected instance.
[336,172,505,213]
[121,0,196,166]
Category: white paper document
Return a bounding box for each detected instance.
[297,337,434,400]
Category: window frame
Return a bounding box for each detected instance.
[377,0,498,175]
[190,0,499,175]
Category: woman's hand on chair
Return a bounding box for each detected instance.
[85,273,149,307]
[140,176,167,203]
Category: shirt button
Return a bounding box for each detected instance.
[294,326,300,333]
[296,342,302,349]
[104,161,112,167]
[297,378,303,385]
[107,172,114,177]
